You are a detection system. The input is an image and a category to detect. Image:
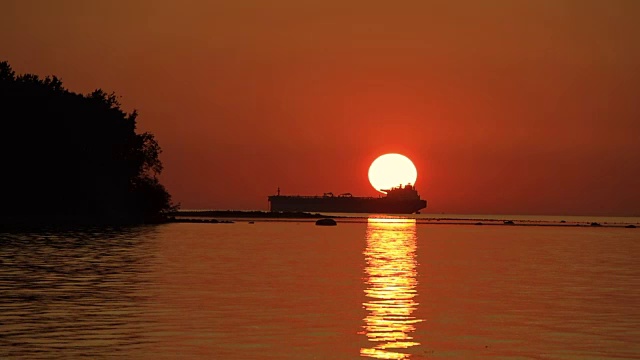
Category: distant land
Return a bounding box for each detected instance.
[169,210,335,219]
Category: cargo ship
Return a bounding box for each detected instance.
[268,184,427,214]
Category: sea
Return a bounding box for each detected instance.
[1,214,639,359]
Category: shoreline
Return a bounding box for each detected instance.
[2,211,636,230]
[167,211,637,228]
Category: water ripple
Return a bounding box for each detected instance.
[0,227,160,359]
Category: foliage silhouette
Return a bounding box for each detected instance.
[0,61,177,225]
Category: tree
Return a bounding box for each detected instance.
[0,61,177,225]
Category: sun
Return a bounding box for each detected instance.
[368,153,418,193]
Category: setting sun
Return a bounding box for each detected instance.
[368,153,418,193]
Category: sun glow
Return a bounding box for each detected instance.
[368,154,418,193]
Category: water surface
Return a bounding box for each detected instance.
[1,219,638,359]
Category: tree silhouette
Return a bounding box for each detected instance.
[0,61,177,225]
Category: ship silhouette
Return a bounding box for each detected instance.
[268,184,427,214]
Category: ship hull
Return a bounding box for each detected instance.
[268,196,427,214]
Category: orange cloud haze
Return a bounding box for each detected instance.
[2,0,639,215]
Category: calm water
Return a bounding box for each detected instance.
[1,219,639,359]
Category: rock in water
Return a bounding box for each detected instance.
[316,218,337,226]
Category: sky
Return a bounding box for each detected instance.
[2,0,639,216]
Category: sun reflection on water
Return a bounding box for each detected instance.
[361,217,422,359]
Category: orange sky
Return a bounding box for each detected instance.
[2,0,639,216]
